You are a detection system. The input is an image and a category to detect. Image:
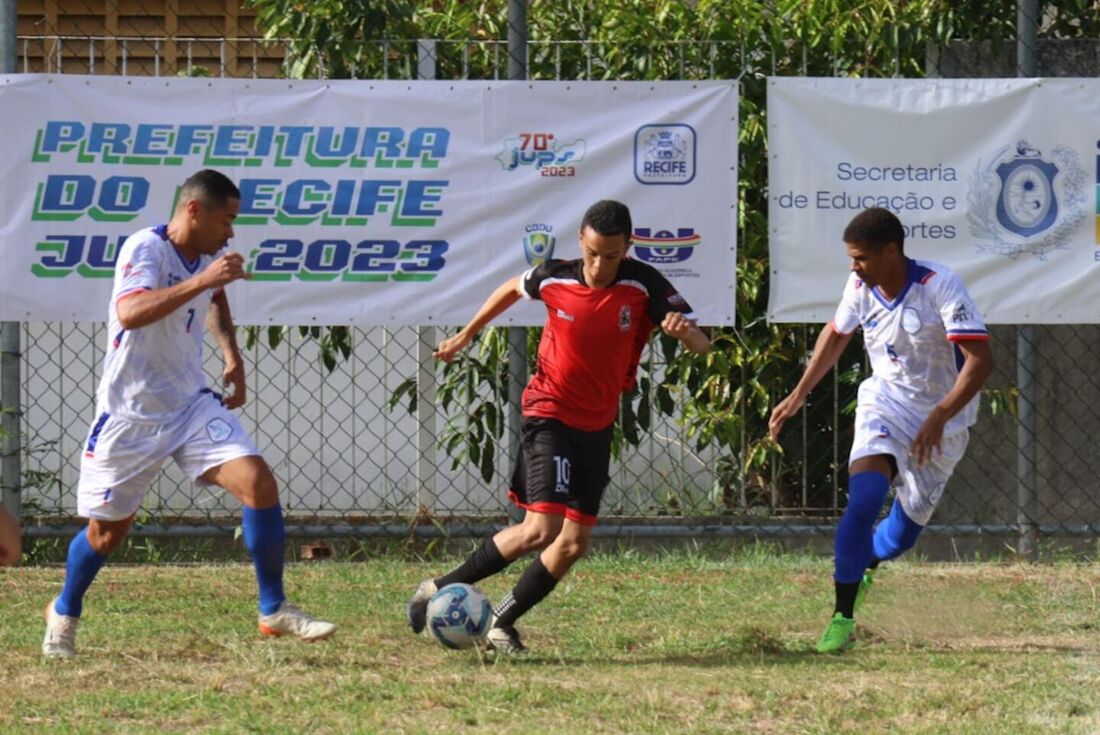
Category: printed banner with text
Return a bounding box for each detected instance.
[0,76,737,325]
[768,77,1099,323]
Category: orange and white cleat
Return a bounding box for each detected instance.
[258,601,336,641]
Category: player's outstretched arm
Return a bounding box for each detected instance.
[660,312,710,355]
[207,289,247,409]
[116,252,249,330]
[768,323,854,441]
[910,338,994,466]
[0,506,21,566]
[434,275,523,363]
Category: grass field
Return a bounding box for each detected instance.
[2,548,1099,734]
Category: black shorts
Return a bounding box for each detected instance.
[508,417,613,527]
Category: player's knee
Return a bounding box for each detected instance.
[556,536,588,563]
[519,525,559,551]
[86,523,128,555]
[244,471,280,509]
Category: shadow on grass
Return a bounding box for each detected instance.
[482,627,824,668]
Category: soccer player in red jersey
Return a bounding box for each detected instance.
[406,200,710,653]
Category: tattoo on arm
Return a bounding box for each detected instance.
[206,293,239,355]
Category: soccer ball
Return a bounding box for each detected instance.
[426,583,492,650]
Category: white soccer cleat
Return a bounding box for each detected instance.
[485,622,528,655]
[406,578,438,634]
[258,601,336,641]
[42,598,79,659]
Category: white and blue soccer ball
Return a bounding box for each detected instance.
[426,583,492,650]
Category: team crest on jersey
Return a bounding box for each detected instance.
[901,307,922,334]
[206,418,232,443]
[877,424,891,438]
[619,305,632,332]
[968,139,1086,259]
[886,343,899,363]
[951,302,971,323]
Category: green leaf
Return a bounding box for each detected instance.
[479,440,495,483]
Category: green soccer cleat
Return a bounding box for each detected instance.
[853,569,875,615]
[815,612,855,653]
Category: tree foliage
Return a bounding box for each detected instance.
[245,0,1098,510]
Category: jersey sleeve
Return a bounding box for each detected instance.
[114,237,163,305]
[935,270,988,341]
[830,273,862,335]
[519,262,554,301]
[643,268,696,325]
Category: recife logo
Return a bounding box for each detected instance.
[522,223,556,266]
[634,124,696,185]
[967,139,1086,259]
[632,227,700,264]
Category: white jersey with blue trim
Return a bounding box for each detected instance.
[97,225,216,424]
[832,258,989,435]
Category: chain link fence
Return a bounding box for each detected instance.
[5,3,1100,553]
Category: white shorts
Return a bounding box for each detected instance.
[77,391,261,521]
[849,405,969,526]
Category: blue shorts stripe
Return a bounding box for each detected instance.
[85,412,111,454]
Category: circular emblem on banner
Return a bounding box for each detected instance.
[967,139,1087,259]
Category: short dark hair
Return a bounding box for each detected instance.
[843,207,904,253]
[580,199,632,242]
[179,169,240,210]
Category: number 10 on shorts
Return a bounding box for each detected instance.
[553,455,571,494]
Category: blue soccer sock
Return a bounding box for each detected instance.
[54,528,109,618]
[834,471,892,585]
[872,498,925,563]
[242,504,286,615]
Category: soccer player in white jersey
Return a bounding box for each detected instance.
[769,207,993,653]
[42,170,335,658]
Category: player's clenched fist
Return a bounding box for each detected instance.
[661,311,694,340]
[434,331,472,363]
[202,252,249,289]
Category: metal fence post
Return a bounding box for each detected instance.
[1015,0,1039,560]
[416,38,438,515]
[0,0,20,528]
[505,0,528,523]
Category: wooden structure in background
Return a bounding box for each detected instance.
[17,0,287,77]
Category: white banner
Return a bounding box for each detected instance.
[0,76,737,326]
[768,77,1099,323]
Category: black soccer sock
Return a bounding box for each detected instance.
[434,536,512,588]
[492,556,559,629]
[835,580,860,619]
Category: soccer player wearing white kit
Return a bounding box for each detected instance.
[769,207,993,653]
[42,170,335,658]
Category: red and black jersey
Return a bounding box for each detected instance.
[519,257,696,431]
